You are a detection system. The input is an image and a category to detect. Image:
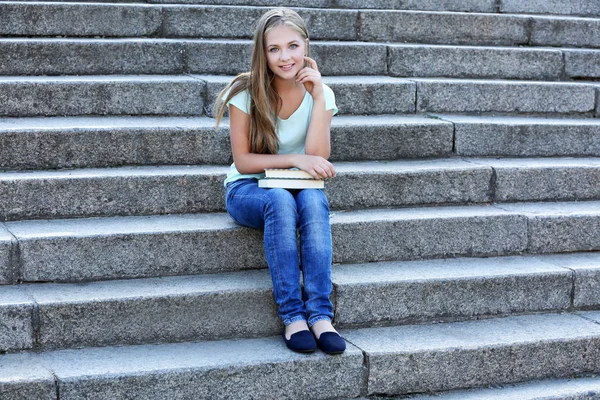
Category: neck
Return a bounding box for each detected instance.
[273,76,304,95]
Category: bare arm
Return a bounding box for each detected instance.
[296,57,333,159]
[229,105,335,179]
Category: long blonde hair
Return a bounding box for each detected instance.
[214,8,310,155]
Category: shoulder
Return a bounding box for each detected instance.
[321,83,338,115]
[227,88,251,115]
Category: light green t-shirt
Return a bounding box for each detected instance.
[223,84,338,186]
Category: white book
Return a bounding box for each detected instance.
[264,168,314,179]
[258,178,324,189]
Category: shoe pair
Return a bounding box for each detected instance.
[282,330,346,355]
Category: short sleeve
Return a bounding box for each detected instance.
[323,84,338,116]
[226,89,251,115]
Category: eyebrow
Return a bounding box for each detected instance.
[266,40,301,48]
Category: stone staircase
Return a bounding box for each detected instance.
[2,0,600,399]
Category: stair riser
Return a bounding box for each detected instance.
[0,174,226,221]
[389,46,563,80]
[367,339,600,395]
[2,5,600,49]
[34,290,281,350]
[334,272,572,327]
[453,120,600,157]
[0,125,232,170]
[5,41,599,81]
[5,206,600,283]
[0,120,453,170]
[6,164,600,221]
[415,80,597,115]
[1,78,597,117]
[0,80,205,117]
[0,228,14,284]
[502,0,600,17]
[331,214,528,264]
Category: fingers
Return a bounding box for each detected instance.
[296,68,320,84]
[311,160,336,180]
[303,56,319,71]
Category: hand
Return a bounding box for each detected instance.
[296,57,324,100]
[294,154,336,180]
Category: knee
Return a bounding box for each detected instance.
[297,190,330,215]
[263,189,297,216]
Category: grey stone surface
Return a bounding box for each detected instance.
[151,0,495,11]
[203,75,417,116]
[531,16,600,48]
[7,213,265,282]
[0,76,205,117]
[343,313,600,395]
[163,6,358,40]
[185,39,387,76]
[411,376,600,399]
[415,79,596,115]
[330,205,528,264]
[565,49,600,79]
[23,270,280,349]
[501,0,600,17]
[541,253,600,308]
[498,201,600,254]
[332,256,572,326]
[359,10,529,45]
[0,225,13,284]
[0,3,161,37]
[0,287,35,352]
[444,115,600,157]
[0,352,56,400]
[0,116,231,170]
[389,44,563,80]
[0,39,185,76]
[330,115,454,161]
[327,159,492,209]
[469,157,600,202]
[323,76,417,115]
[42,338,363,399]
[0,165,227,221]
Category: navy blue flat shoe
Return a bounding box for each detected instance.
[316,332,346,354]
[283,330,317,353]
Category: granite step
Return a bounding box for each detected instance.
[0,0,498,13]
[3,115,600,171]
[3,201,600,283]
[207,75,599,117]
[343,312,600,396]
[6,252,599,351]
[2,4,600,48]
[7,0,600,19]
[0,115,453,170]
[405,376,600,399]
[3,157,600,220]
[0,336,364,399]
[4,38,600,81]
[4,312,600,398]
[1,75,597,117]
[0,159,495,220]
[0,75,205,117]
[435,114,600,157]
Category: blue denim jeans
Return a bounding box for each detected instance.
[225,178,334,327]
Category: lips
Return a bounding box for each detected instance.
[279,64,294,71]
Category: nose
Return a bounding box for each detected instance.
[279,49,290,61]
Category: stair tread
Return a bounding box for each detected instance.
[409,376,600,399]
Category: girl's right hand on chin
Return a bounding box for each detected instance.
[295,155,336,180]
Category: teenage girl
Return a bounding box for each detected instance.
[214,7,345,354]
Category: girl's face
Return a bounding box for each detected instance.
[264,24,307,82]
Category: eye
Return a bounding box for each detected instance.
[290,44,298,49]
[268,47,278,53]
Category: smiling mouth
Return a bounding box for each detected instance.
[279,64,294,71]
